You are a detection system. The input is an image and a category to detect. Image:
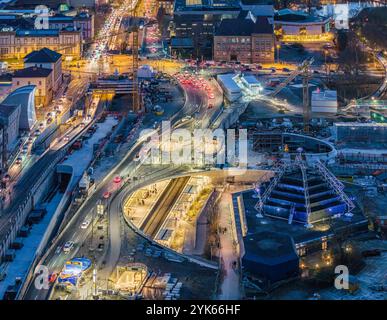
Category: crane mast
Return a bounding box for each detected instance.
[269,58,314,133]
[131,4,140,112]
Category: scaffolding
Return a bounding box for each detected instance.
[295,154,312,227]
[255,160,288,216]
[314,159,355,214]
[254,154,355,223]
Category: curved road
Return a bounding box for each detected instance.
[23,78,209,299]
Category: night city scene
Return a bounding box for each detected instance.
[0,0,385,309]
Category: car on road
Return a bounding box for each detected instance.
[48,273,57,284]
[63,241,75,254]
[55,246,62,254]
[80,219,91,229]
[103,191,111,199]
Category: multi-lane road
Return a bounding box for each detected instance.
[21,0,224,299]
[23,66,214,299]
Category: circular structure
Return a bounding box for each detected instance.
[253,132,337,165]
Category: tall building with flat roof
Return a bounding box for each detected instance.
[171,0,240,58]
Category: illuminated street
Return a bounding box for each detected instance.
[0,0,385,307]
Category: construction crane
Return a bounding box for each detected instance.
[269,57,314,132]
[130,3,142,113]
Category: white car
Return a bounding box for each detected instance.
[81,219,91,229]
[63,241,75,254]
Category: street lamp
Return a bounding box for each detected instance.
[276,44,281,64]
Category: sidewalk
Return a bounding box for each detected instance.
[217,187,241,300]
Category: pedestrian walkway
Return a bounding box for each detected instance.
[217,187,241,300]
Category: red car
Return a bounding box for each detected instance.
[48,273,57,284]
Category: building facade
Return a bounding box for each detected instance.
[157,0,175,15]
[171,0,240,58]
[12,67,53,107]
[274,9,333,43]
[214,17,274,63]
[333,123,387,144]
[0,104,21,153]
[0,27,82,60]
[24,48,63,94]
[48,12,95,40]
[311,89,338,114]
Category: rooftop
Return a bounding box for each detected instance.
[24,47,62,63]
[215,16,273,36]
[312,89,337,100]
[13,66,52,78]
[242,75,260,85]
[274,9,329,23]
[334,122,387,127]
[14,26,78,37]
[243,231,298,265]
[0,103,19,118]
[174,0,240,13]
[49,12,92,22]
[217,73,241,92]
[15,29,59,37]
[235,188,367,246]
[240,0,274,4]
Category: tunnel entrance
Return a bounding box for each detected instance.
[58,172,71,193]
